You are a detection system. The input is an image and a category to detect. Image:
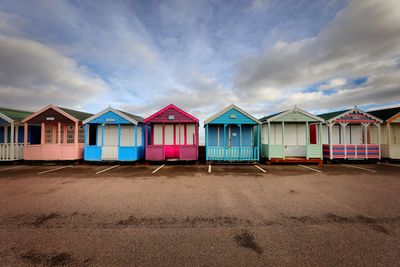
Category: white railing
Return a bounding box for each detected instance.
[0,143,24,160]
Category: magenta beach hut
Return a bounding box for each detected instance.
[144,104,199,161]
[22,105,92,161]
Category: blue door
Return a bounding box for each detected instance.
[229,125,240,147]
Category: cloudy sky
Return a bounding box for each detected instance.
[0,0,399,122]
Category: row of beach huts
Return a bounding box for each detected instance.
[0,104,399,164]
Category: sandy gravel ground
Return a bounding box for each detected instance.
[0,163,399,266]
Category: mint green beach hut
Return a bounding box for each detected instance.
[260,107,324,164]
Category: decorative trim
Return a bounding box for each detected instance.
[144,104,199,123]
[264,107,324,123]
[83,106,140,125]
[204,104,261,124]
[22,104,79,123]
[327,108,382,124]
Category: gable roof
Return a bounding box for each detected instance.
[368,106,400,122]
[22,104,92,123]
[260,107,324,123]
[83,107,143,125]
[59,107,93,121]
[0,107,32,123]
[318,109,350,120]
[204,104,261,124]
[259,111,284,122]
[318,108,382,123]
[144,104,199,123]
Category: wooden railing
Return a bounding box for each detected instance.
[323,144,380,159]
[0,143,24,160]
[207,146,259,161]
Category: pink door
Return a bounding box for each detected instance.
[164,124,179,159]
[165,145,179,159]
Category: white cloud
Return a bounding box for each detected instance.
[319,78,347,90]
[234,0,400,113]
[0,36,109,110]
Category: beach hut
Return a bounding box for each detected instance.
[22,105,92,161]
[317,107,382,160]
[204,104,261,162]
[369,106,400,160]
[83,107,144,161]
[144,104,199,161]
[260,107,324,164]
[0,108,32,161]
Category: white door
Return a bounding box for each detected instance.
[284,124,306,157]
[102,125,119,160]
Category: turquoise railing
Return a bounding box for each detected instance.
[206,146,259,161]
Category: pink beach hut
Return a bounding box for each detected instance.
[144,104,199,161]
[22,105,92,161]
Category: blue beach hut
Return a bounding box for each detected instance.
[204,104,261,162]
[83,107,144,161]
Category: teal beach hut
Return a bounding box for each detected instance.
[204,105,261,162]
[83,107,144,161]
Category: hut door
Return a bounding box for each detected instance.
[102,125,118,160]
[164,124,179,159]
[229,125,240,147]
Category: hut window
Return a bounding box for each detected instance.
[120,125,134,146]
[60,126,64,143]
[137,126,142,146]
[78,125,84,143]
[186,124,195,145]
[66,125,75,143]
[97,125,102,146]
[28,125,41,144]
[178,124,185,145]
[45,125,58,143]
[153,124,163,145]
[103,125,118,146]
[45,125,51,143]
[88,125,97,146]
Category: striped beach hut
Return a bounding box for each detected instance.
[204,104,261,162]
[317,107,382,160]
[0,108,32,161]
[144,104,199,161]
[22,105,92,161]
[83,107,144,161]
[369,106,400,160]
[260,107,324,164]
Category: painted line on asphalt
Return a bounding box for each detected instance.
[298,164,322,173]
[340,164,376,173]
[96,165,120,174]
[0,166,24,172]
[152,164,165,174]
[208,165,212,173]
[38,165,72,175]
[380,163,400,168]
[255,165,267,173]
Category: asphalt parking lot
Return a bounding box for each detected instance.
[0,162,399,266]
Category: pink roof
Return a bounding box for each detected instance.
[144,104,199,123]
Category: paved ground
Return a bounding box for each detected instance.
[0,163,399,266]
